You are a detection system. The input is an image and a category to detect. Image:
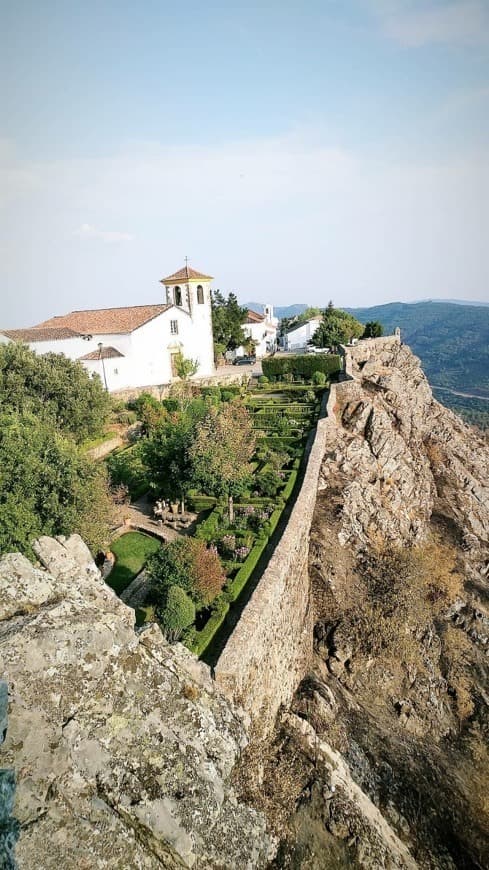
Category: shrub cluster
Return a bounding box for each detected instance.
[262,354,341,381]
[147,536,226,610]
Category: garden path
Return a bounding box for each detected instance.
[120,568,150,609]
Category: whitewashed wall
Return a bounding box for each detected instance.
[285,318,322,351]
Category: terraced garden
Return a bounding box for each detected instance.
[104,362,337,658]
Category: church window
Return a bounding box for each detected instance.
[170,320,179,335]
[174,286,182,306]
[197,285,204,304]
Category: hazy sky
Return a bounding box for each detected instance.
[1,0,489,327]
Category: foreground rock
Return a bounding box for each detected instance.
[0,536,271,869]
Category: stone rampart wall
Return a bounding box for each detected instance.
[214,342,400,734]
[111,370,251,402]
[214,393,331,736]
[339,334,401,381]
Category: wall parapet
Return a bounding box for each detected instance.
[111,370,251,402]
[339,334,401,382]
[214,392,331,736]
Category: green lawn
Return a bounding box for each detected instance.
[107,531,161,595]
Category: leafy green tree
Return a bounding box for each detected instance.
[211,291,247,351]
[0,343,111,443]
[147,537,226,609]
[157,585,196,642]
[189,403,255,520]
[174,351,199,380]
[106,442,148,498]
[128,393,168,435]
[141,399,208,509]
[255,468,283,498]
[362,320,384,338]
[311,307,364,349]
[0,410,112,557]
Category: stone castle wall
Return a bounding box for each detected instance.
[214,393,331,736]
[339,334,401,381]
[214,335,401,736]
[111,369,251,402]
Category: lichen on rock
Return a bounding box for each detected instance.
[0,535,271,869]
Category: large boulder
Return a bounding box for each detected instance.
[0,535,271,869]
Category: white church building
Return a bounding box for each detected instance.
[0,265,216,392]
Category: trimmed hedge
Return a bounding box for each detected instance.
[187,492,218,512]
[187,600,230,656]
[281,468,299,500]
[195,506,223,541]
[262,354,340,380]
[225,540,267,601]
[226,505,282,601]
[256,435,304,450]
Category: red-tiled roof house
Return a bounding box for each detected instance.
[0,266,215,392]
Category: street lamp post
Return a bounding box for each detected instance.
[98,342,108,391]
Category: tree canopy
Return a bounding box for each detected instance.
[0,410,112,557]
[311,307,364,348]
[174,351,199,381]
[362,321,384,338]
[157,585,195,642]
[0,342,111,443]
[189,403,255,499]
[146,537,226,610]
[141,398,208,503]
[211,291,247,351]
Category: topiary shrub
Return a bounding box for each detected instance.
[255,469,283,498]
[312,371,327,385]
[157,585,195,642]
[258,375,269,384]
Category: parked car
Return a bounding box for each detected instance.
[233,355,256,365]
[306,345,329,354]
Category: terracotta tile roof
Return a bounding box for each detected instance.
[161,265,213,284]
[35,304,172,335]
[79,346,125,361]
[0,326,83,342]
[245,309,266,324]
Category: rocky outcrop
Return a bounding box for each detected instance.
[0,536,271,869]
[323,340,489,577]
[265,339,489,868]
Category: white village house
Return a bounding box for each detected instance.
[283,316,322,352]
[0,265,216,392]
[230,305,279,360]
